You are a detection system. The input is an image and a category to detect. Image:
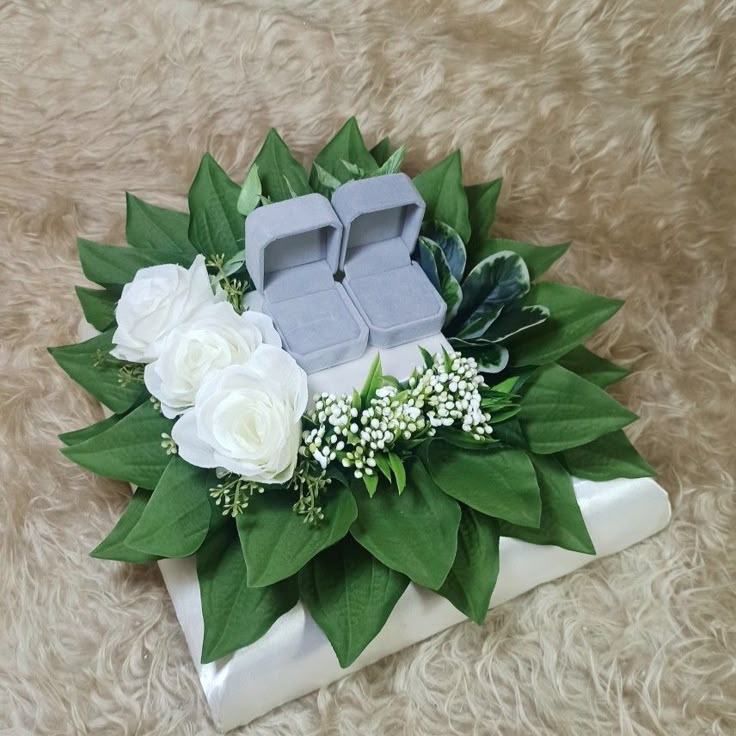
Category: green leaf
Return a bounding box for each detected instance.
[425,443,541,527]
[417,237,462,324]
[556,346,630,388]
[437,507,500,623]
[77,239,193,286]
[311,118,378,187]
[449,338,509,373]
[560,430,655,481]
[490,418,528,448]
[413,151,471,243]
[125,193,196,256]
[350,461,461,589]
[454,251,531,338]
[90,489,159,563]
[373,145,406,176]
[75,287,117,331]
[370,137,392,166]
[465,179,502,253]
[299,537,408,667]
[421,221,467,282]
[126,456,213,558]
[312,162,342,196]
[187,153,243,260]
[360,354,383,405]
[482,304,549,343]
[469,239,570,280]
[49,330,146,414]
[387,452,406,493]
[499,454,595,554]
[435,427,497,451]
[253,129,312,203]
[62,400,173,489]
[519,364,637,454]
[237,162,262,216]
[59,412,123,446]
[197,525,298,663]
[237,482,358,587]
[510,283,624,366]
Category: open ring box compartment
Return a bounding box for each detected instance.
[331,173,447,348]
[245,193,369,373]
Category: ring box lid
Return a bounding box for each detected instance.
[245,193,343,302]
[331,173,426,278]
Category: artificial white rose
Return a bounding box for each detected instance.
[143,302,281,418]
[171,345,308,484]
[111,254,223,363]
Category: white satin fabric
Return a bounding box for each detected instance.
[159,476,671,732]
[76,321,671,731]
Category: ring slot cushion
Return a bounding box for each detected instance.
[245,193,369,373]
[331,173,447,348]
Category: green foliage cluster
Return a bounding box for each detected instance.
[50,118,655,668]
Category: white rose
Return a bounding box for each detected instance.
[143,302,281,418]
[111,254,223,363]
[171,345,308,484]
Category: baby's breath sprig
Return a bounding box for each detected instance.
[300,349,494,490]
[160,432,178,456]
[209,474,265,517]
[93,348,145,386]
[288,460,331,526]
[206,253,251,313]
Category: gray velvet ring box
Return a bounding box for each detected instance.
[331,173,447,348]
[245,193,369,373]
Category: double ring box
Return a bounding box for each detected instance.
[331,173,447,348]
[245,174,447,373]
[245,193,369,373]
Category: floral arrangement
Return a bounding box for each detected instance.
[50,119,655,667]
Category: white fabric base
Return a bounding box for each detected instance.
[160,476,671,731]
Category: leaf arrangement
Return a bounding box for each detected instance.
[50,118,655,668]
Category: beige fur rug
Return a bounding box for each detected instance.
[1,1,734,733]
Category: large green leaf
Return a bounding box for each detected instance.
[62,400,173,489]
[77,239,193,286]
[370,137,392,166]
[425,443,541,527]
[421,221,467,282]
[468,239,570,280]
[126,456,213,558]
[350,461,461,589]
[125,194,196,256]
[310,117,378,187]
[299,537,408,667]
[454,251,530,339]
[556,346,630,388]
[560,430,655,481]
[510,283,623,367]
[253,129,312,203]
[197,525,298,663]
[465,179,502,254]
[90,489,159,564]
[416,237,462,324]
[187,153,242,260]
[49,330,146,414]
[482,304,549,343]
[75,287,117,331]
[519,364,637,454]
[413,151,471,243]
[499,454,595,554]
[237,482,358,587]
[437,507,500,624]
[59,412,124,447]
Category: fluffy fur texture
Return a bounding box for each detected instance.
[1,1,734,733]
